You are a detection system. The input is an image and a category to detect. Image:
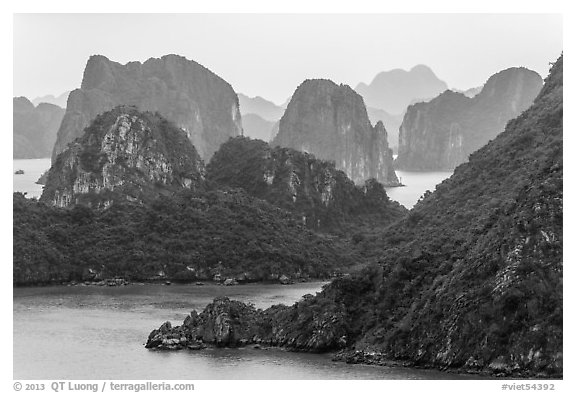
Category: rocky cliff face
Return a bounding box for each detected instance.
[341,57,563,377]
[52,54,242,162]
[153,56,563,377]
[271,79,400,186]
[207,137,407,231]
[355,65,448,115]
[365,107,403,152]
[396,67,543,170]
[13,97,64,159]
[41,106,205,208]
[146,296,348,352]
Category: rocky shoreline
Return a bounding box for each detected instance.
[331,350,562,379]
[13,277,324,288]
[146,296,348,353]
[145,296,562,379]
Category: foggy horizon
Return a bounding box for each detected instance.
[14,14,562,105]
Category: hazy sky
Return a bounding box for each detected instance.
[14,13,562,105]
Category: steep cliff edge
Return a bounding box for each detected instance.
[365,107,403,152]
[272,79,400,186]
[13,97,64,159]
[207,136,407,231]
[52,54,242,162]
[41,106,205,207]
[150,56,562,377]
[396,67,543,170]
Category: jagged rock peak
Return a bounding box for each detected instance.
[272,79,400,186]
[52,54,242,163]
[41,106,205,208]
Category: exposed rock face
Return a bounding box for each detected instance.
[342,57,562,377]
[271,79,400,186]
[52,54,242,162]
[146,296,348,352]
[41,106,204,207]
[207,136,407,230]
[13,97,64,159]
[355,65,448,115]
[151,56,563,378]
[365,107,403,152]
[396,67,543,170]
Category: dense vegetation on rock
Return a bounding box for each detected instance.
[15,105,410,285]
[13,97,64,159]
[41,106,205,208]
[396,67,543,170]
[52,54,242,162]
[152,56,562,377]
[334,58,562,377]
[273,79,400,186]
[14,188,352,285]
[207,136,407,231]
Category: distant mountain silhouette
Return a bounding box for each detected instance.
[461,85,483,98]
[241,113,276,141]
[238,93,284,122]
[355,65,448,115]
[396,67,543,170]
[32,91,70,108]
[13,97,65,159]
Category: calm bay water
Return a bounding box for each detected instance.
[13,283,474,380]
[385,170,453,209]
[13,158,50,199]
[13,159,462,379]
